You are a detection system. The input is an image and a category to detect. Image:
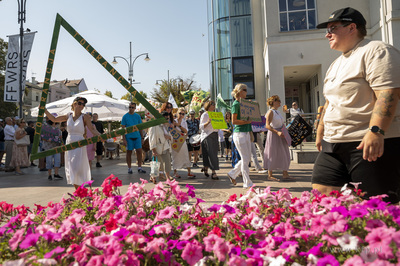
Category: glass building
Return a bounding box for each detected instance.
[207,0,254,104]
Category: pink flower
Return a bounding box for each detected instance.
[9,228,25,251]
[92,235,113,249]
[154,223,173,235]
[320,212,347,233]
[204,234,221,252]
[365,227,394,259]
[87,255,104,266]
[180,227,198,240]
[228,255,246,266]
[19,233,40,249]
[214,238,229,262]
[343,255,365,266]
[157,206,176,220]
[181,242,203,266]
[46,203,63,220]
[44,246,65,259]
[145,237,165,254]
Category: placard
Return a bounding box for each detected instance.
[209,111,227,129]
[167,124,187,152]
[287,115,312,147]
[239,99,261,122]
[251,116,267,132]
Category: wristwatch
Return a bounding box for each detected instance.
[369,126,385,136]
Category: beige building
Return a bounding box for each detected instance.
[209,0,400,115]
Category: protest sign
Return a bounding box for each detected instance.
[240,99,261,122]
[167,124,187,152]
[251,116,267,132]
[287,115,312,147]
[209,112,227,129]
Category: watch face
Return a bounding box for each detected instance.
[371,126,379,133]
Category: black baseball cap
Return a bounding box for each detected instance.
[317,7,366,29]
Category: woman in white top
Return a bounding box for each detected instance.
[45,96,100,189]
[171,107,195,179]
[263,95,293,181]
[199,100,220,179]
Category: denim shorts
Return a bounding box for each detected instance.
[46,153,61,169]
[312,137,400,203]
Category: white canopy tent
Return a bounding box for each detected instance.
[30,90,129,121]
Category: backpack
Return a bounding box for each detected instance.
[0,128,4,142]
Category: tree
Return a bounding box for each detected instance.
[121,90,148,105]
[0,38,18,118]
[150,74,200,107]
[104,90,113,99]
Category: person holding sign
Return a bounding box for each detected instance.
[44,97,100,189]
[263,95,292,181]
[199,100,220,180]
[227,84,253,188]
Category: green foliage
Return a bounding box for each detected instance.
[121,90,147,105]
[104,90,113,99]
[150,75,199,107]
[0,38,18,118]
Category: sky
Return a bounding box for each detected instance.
[0,0,210,100]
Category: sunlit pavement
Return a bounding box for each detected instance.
[0,149,314,209]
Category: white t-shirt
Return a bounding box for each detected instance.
[323,39,400,143]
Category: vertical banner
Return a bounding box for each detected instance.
[3,33,36,103]
[4,35,20,102]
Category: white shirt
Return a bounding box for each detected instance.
[4,124,16,141]
[199,112,218,142]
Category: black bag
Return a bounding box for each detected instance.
[287,115,312,147]
[0,129,4,142]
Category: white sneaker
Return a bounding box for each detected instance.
[258,170,268,174]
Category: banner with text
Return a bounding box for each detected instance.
[4,33,35,102]
[209,111,228,129]
[239,99,261,122]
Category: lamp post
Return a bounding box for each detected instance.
[112,42,150,101]
[17,0,27,119]
[155,70,183,91]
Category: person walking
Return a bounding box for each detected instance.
[45,96,100,189]
[263,95,292,181]
[312,7,400,203]
[227,84,253,188]
[199,100,220,180]
[186,110,200,167]
[221,111,232,161]
[10,119,30,175]
[92,113,104,167]
[4,117,15,172]
[171,108,195,179]
[25,121,36,166]
[121,102,146,174]
[41,117,63,180]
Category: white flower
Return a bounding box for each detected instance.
[2,259,25,266]
[340,183,348,192]
[268,255,286,266]
[337,234,359,251]
[180,203,192,212]
[251,216,263,229]
[307,254,318,264]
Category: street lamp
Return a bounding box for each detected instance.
[112,41,150,101]
[155,70,183,91]
[17,0,27,119]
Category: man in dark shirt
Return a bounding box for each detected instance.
[92,113,104,167]
[25,121,36,166]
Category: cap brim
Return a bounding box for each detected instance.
[317,18,344,29]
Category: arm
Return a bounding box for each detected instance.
[315,100,329,152]
[265,110,284,139]
[15,128,27,140]
[232,113,252,125]
[44,109,68,123]
[356,88,400,161]
[84,115,100,136]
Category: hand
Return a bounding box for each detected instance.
[356,131,384,162]
[315,137,322,152]
[277,131,285,138]
[165,135,172,140]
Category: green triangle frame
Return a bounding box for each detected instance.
[31,14,165,160]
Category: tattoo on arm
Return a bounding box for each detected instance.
[373,91,394,118]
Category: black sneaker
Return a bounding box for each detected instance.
[48,175,53,180]
[192,163,198,168]
[40,168,48,172]
[138,168,146,174]
[53,174,63,180]
[96,162,102,168]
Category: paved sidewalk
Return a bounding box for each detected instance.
[0,152,314,209]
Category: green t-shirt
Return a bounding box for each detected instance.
[232,100,252,133]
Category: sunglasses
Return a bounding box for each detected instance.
[242,89,247,92]
[179,113,185,115]
[77,102,86,106]
[129,107,136,109]
[326,23,350,34]
[210,103,215,106]
[166,106,172,109]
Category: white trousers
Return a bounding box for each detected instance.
[229,132,253,188]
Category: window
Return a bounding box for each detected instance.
[231,16,253,57]
[214,18,230,60]
[216,59,232,99]
[233,57,253,75]
[230,0,251,16]
[279,0,316,32]
[35,94,39,101]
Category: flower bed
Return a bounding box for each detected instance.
[1,175,400,265]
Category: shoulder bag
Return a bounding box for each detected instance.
[15,134,30,147]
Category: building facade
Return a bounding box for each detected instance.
[208,0,400,116]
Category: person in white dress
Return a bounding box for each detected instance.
[171,108,195,179]
[45,96,100,189]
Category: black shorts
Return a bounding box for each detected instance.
[224,137,231,150]
[312,137,400,203]
[96,142,103,156]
